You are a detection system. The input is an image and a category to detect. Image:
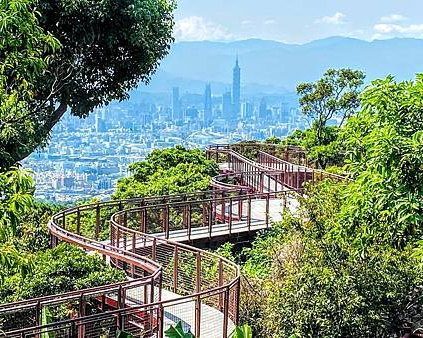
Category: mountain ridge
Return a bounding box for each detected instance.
[142,37,423,94]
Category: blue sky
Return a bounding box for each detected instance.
[174,0,423,43]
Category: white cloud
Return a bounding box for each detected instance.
[241,20,252,25]
[380,14,408,23]
[174,16,233,41]
[374,23,423,34]
[315,12,346,25]
[263,19,277,25]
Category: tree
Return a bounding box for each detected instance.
[296,69,365,167]
[114,146,219,199]
[240,181,423,338]
[238,74,423,337]
[341,75,423,250]
[0,168,36,286]
[0,0,175,167]
[0,0,61,168]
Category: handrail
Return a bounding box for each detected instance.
[1,144,342,338]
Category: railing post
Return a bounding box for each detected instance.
[79,293,85,337]
[117,286,123,329]
[247,195,252,232]
[61,211,66,231]
[95,204,100,240]
[123,229,127,251]
[123,211,128,229]
[163,203,169,239]
[221,191,226,224]
[266,193,270,228]
[35,301,40,326]
[238,191,243,219]
[187,203,192,241]
[158,304,164,338]
[274,173,278,192]
[131,232,136,277]
[196,252,201,293]
[195,252,202,338]
[139,200,146,232]
[173,246,178,293]
[152,238,156,261]
[69,322,77,338]
[150,277,155,304]
[228,197,233,236]
[202,201,207,226]
[222,286,230,338]
[143,283,148,306]
[267,174,271,193]
[76,207,81,235]
[235,278,241,325]
[208,200,213,239]
[195,294,201,338]
[212,190,217,222]
[260,172,264,193]
[297,166,300,190]
[218,258,224,309]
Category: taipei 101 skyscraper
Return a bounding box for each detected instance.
[232,56,241,117]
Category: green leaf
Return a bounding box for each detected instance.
[165,321,195,338]
[230,324,253,338]
[116,330,134,338]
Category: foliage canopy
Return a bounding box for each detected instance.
[0,0,175,167]
[114,146,219,199]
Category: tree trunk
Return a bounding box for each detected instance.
[5,101,68,168]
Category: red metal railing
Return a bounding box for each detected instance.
[207,144,348,192]
[0,193,243,338]
[1,143,345,338]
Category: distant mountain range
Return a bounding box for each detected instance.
[140,36,423,94]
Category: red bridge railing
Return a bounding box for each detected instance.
[0,143,346,338]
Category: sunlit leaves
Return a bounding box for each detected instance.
[114,146,218,199]
[0,0,61,167]
[164,322,195,337]
[230,324,252,338]
[1,0,175,167]
[0,168,34,242]
[0,243,126,304]
[296,68,365,168]
[341,75,423,250]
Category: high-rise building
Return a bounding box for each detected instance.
[172,87,181,120]
[185,107,199,119]
[241,102,253,119]
[259,98,269,118]
[222,91,232,119]
[204,83,212,118]
[95,113,106,132]
[232,56,241,116]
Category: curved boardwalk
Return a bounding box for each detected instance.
[0,144,331,338]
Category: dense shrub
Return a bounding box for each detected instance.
[241,181,423,337]
[0,243,125,303]
[114,146,219,199]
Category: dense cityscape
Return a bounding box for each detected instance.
[24,57,307,202]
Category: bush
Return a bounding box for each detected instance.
[114,146,218,199]
[1,243,126,303]
[240,181,423,337]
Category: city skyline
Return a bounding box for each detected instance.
[24,56,302,202]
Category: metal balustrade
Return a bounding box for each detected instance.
[0,143,344,338]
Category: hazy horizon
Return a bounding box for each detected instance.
[139,36,423,94]
[174,0,423,43]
